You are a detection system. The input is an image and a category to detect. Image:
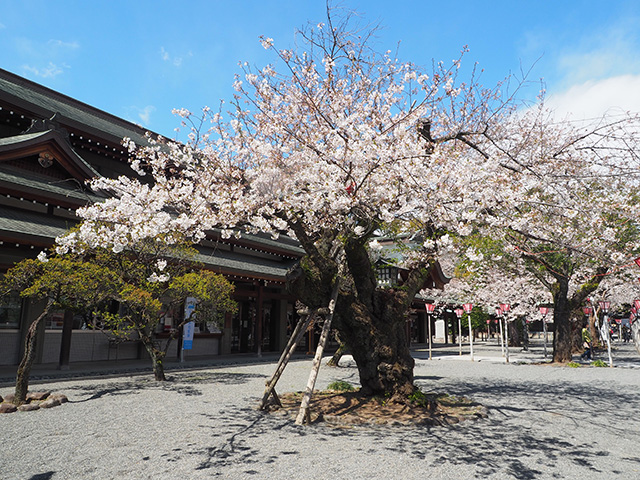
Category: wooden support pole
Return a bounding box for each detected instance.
[295,310,334,425]
[259,311,314,410]
[295,259,342,425]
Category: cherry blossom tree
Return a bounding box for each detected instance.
[57,10,640,395]
[460,103,640,362]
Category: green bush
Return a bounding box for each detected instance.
[591,359,608,368]
[327,380,355,392]
[408,388,433,408]
[567,362,581,368]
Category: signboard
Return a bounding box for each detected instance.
[182,321,195,350]
[182,297,197,351]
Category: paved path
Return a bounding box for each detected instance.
[2,339,639,479]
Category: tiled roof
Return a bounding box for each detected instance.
[0,164,102,204]
[0,68,151,145]
[195,248,296,281]
[0,205,296,280]
[0,204,73,242]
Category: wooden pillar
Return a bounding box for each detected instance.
[256,281,264,356]
[221,311,233,355]
[58,310,74,370]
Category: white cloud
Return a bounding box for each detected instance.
[22,62,65,78]
[160,46,170,62]
[546,75,640,120]
[137,105,156,125]
[48,39,80,50]
[160,46,184,67]
[541,17,640,120]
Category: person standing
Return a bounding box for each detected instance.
[581,326,592,360]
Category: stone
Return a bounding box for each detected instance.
[27,391,51,401]
[0,394,3,403]
[18,403,40,412]
[39,398,61,409]
[49,394,68,404]
[3,393,15,403]
[0,403,17,413]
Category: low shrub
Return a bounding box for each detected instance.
[327,380,355,392]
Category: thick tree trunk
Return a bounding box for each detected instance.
[553,279,573,363]
[287,241,429,401]
[334,290,415,399]
[14,298,54,405]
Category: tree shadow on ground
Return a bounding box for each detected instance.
[28,473,55,480]
[178,375,640,479]
[66,371,266,403]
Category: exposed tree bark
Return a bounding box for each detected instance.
[552,278,573,363]
[14,297,55,405]
[287,240,434,401]
[334,289,416,399]
[139,335,167,381]
[326,332,347,367]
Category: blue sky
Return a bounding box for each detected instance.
[1,1,639,141]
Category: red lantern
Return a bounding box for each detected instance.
[500,303,511,312]
[425,303,436,313]
[634,257,640,268]
[454,308,464,318]
[539,307,549,315]
[463,303,473,314]
[634,299,640,311]
[583,307,592,315]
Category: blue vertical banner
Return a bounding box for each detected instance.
[182,297,197,350]
[182,320,195,350]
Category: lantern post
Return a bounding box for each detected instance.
[598,300,613,367]
[500,303,512,363]
[496,306,505,357]
[540,306,550,359]
[454,308,464,356]
[425,302,436,360]
[463,303,474,361]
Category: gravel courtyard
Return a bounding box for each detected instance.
[2,342,640,479]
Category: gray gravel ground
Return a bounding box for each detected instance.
[2,340,640,480]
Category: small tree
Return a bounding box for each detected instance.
[1,256,120,405]
[82,238,237,381]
